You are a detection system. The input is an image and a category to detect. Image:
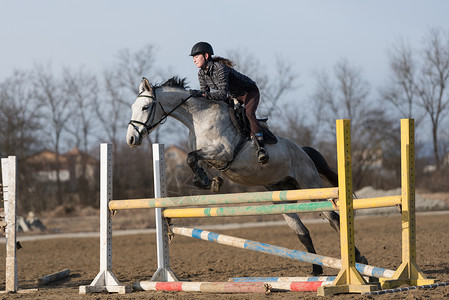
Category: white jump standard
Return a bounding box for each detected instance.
[79,144,131,294]
[1,156,18,293]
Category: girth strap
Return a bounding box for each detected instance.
[215,135,248,172]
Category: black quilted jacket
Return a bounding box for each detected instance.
[198,60,256,101]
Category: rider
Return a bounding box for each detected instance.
[188,41,269,165]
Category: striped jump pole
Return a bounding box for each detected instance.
[109,187,339,210]
[171,226,395,279]
[133,281,270,293]
[229,276,337,282]
[133,280,334,293]
[270,281,333,292]
[164,201,335,218]
[109,192,401,213]
[161,196,401,219]
[229,275,371,282]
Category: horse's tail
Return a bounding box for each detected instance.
[302,146,338,187]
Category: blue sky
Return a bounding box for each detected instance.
[1,0,447,91]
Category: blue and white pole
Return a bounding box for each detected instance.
[172,226,395,279]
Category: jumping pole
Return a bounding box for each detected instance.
[170,226,395,279]
[109,187,339,209]
[133,280,334,293]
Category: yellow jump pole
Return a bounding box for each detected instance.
[380,119,437,289]
[318,119,378,296]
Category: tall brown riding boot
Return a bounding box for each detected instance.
[255,136,269,165]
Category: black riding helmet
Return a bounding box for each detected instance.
[190,42,214,56]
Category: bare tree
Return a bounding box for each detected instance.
[114,44,156,95]
[382,39,422,120]
[311,58,397,188]
[274,109,315,146]
[0,70,43,159]
[95,44,159,146]
[63,67,98,152]
[0,70,46,213]
[416,28,449,169]
[94,71,125,145]
[95,45,160,197]
[62,67,99,206]
[312,58,371,140]
[226,50,298,118]
[33,63,72,205]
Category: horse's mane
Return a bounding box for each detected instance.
[157,76,188,90]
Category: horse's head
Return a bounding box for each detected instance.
[127,77,165,147]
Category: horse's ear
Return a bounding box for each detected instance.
[139,77,152,94]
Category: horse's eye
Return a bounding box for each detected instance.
[142,105,149,111]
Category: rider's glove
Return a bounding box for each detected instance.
[189,89,203,98]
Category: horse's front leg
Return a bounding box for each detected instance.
[187,150,223,192]
[187,150,210,189]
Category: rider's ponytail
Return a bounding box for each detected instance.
[212,56,235,68]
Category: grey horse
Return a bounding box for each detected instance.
[126,77,367,275]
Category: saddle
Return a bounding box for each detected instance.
[211,99,278,172]
[227,99,278,144]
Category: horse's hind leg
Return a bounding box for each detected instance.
[322,211,368,265]
[304,147,369,265]
[267,178,323,275]
[282,213,324,276]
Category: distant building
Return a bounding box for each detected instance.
[165,145,188,170]
[26,150,70,182]
[165,145,189,189]
[423,152,449,173]
[353,148,383,169]
[25,147,98,190]
[423,164,437,173]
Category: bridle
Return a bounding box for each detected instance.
[128,89,192,140]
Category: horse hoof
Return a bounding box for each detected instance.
[210,176,224,193]
[193,176,210,190]
[357,255,368,265]
[311,265,323,276]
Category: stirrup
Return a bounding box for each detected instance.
[257,147,269,165]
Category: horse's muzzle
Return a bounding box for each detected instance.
[127,135,140,147]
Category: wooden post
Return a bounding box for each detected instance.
[379,119,437,288]
[318,120,378,295]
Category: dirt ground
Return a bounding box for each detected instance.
[0,212,448,299]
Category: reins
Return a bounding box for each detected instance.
[128,92,192,139]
